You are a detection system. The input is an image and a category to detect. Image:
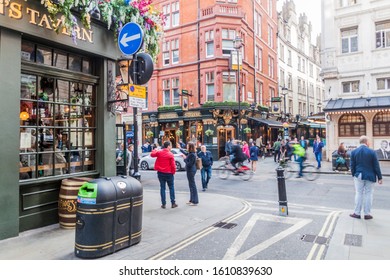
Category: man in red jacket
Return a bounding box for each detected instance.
[150,141,178,209]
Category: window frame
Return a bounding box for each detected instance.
[339,113,366,137]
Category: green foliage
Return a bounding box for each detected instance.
[205,129,214,137]
[157,105,182,112]
[202,101,250,108]
[243,127,252,133]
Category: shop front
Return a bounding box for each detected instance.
[324,96,390,161]
[0,0,118,240]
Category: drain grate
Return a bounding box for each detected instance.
[344,234,362,247]
[213,222,237,229]
[301,234,329,245]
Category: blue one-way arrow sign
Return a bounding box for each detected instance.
[118,22,144,56]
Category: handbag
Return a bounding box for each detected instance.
[336,156,345,164]
[196,158,202,170]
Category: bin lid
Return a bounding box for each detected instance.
[77,182,98,204]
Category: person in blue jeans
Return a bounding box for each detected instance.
[312,135,324,169]
[198,145,213,191]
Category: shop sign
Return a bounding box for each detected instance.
[0,0,93,43]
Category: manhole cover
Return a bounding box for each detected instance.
[301,234,329,244]
[344,234,362,247]
[213,222,237,229]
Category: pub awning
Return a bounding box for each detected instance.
[324,96,390,112]
[248,117,294,128]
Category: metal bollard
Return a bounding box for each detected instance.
[276,166,288,216]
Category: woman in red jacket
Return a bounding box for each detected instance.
[150,141,178,209]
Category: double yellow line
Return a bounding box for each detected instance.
[148,200,252,260]
[306,211,341,260]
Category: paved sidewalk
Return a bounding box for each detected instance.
[0,155,389,260]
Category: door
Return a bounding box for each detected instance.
[217,127,235,159]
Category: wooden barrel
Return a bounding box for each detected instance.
[59,177,92,229]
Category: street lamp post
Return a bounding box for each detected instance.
[234,36,243,140]
[281,87,289,140]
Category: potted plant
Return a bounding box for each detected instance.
[205,129,214,137]
[146,131,154,138]
[175,130,183,136]
[243,127,252,134]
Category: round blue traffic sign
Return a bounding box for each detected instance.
[118,22,144,56]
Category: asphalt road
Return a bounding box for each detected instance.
[139,158,390,260]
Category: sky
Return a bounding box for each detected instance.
[277,0,322,39]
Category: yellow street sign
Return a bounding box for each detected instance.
[128,84,146,99]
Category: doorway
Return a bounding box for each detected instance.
[217,127,235,159]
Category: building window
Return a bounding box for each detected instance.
[163,78,180,105]
[280,69,285,87]
[287,73,292,90]
[376,21,390,49]
[255,45,262,71]
[268,0,273,16]
[339,113,366,137]
[373,112,390,136]
[172,39,179,64]
[268,55,274,78]
[342,81,360,93]
[255,11,262,37]
[287,50,292,66]
[268,25,273,48]
[163,79,170,105]
[163,1,180,29]
[222,71,236,101]
[206,71,215,101]
[222,28,236,56]
[339,0,357,8]
[205,30,214,57]
[279,43,285,61]
[172,1,180,27]
[163,41,170,66]
[298,79,302,94]
[341,28,358,53]
[377,77,390,90]
[19,43,96,180]
[269,87,275,98]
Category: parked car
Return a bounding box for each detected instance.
[139,148,186,171]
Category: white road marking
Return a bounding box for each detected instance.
[223,213,312,260]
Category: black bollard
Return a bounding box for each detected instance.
[276,166,288,216]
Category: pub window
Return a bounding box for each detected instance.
[19,41,97,181]
[338,113,366,137]
[373,112,390,136]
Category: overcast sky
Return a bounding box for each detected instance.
[277,0,322,38]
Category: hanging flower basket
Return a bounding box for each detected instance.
[243,127,252,134]
[205,129,214,137]
[39,0,165,61]
[146,131,154,138]
[175,130,183,136]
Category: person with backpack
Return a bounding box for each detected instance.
[249,142,260,172]
[197,145,213,191]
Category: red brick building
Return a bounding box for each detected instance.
[143,0,278,158]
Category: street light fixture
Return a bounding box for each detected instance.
[234,36,243,140]
[280,87,289,140]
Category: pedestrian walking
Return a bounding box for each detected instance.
[150,141,178,209]
[126,144,135,176]
[313,135,324,169]
[249,142,260,171]
[349,136,382,220]
[183,142,199,206]
[197,145,213,191]
[242,141,250,162]
[335,142,349,172]
[273,138,281,162]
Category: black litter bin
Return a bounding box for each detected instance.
[75,176,143,259]
[331,150,351,171]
